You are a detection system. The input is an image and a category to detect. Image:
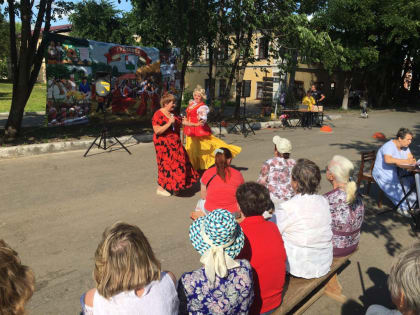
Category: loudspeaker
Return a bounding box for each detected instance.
[242,81,251,98]
[95,71,111,97]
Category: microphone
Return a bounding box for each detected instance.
[170,114,175,131]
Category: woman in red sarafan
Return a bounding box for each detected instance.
[152,93,199,197]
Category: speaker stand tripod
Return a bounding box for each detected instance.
[228,97,256,137]
[84,110,131,157]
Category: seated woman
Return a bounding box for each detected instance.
[81,222,179,314]
[178,209,254,314]
[324,155,365,257]
[236,182,287,315]
[270,158,333,279]
[191,147,244,219]
[372,128,417,217]
[0,239,35,315]
[257,136,296,206]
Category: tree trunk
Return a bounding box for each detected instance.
[3,0,52,141]
[207,39,214,107]
[341,76,352,110]
[286,50,298,106]
[177,48,190,112]
[221,31,242,113]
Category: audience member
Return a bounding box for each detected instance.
[324,155,365,257]
[178,209,254,314]
[81,222,179,315]
[372,128,417,217]
[0,239,35,315]
[257,136,296,208]
[270,158,333,279]
[366,242,420,315]
[236,182,287,315]
[191,148,244,220]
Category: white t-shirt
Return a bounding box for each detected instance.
[270,193,333,279]
[83,272,179,315]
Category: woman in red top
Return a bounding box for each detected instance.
[191,147,244,219]
[152,93,199,196]
[237,182,287,315]
[184,85,241,170]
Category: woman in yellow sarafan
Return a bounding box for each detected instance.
[183,86,241,170]
[302,90,316,111]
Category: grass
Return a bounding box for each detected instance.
[0,82,47,113]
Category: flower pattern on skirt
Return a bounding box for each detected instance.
[178,259,254,315]
[152,110,199,192]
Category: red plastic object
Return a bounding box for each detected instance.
[320,125,333,133]
[372,132,386,139]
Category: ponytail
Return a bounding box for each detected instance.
[214,148,232,182]
[346,181,357,204]
[328,155,357,204]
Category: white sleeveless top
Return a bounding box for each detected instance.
[83,272,179,315]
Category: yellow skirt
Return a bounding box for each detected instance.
[185,135,242,170]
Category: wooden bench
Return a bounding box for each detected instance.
[273,252,354,315]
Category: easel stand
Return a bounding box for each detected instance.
[228,97,255,137]
[84,112,131,157]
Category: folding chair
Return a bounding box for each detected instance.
[357,150,383,208]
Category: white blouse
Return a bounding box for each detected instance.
[270,193,333,279]
[83,272,179,315]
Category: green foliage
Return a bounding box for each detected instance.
[69,0,135,45]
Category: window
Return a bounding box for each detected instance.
[205,47,210,61]
[256,82,264,100]
[204,79,215,95]
[237,80,251,97]
[217,46,229,61]
[330,82,336,94]
[258,37,269,59]
[219,79,226,97]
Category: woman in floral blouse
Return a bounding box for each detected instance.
[324,155,365,257]
[258,136,296,205]
[177,209,254,315]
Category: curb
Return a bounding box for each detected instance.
[0,114,342,159]
[0,134,153,159]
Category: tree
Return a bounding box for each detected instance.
[129,0,208,107]
[309,0,379,109]
[69,0,135,45]
[2,0,69,141]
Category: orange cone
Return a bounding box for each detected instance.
[373,132,386,139]
[320,125,333,133]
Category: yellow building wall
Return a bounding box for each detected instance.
[184,33,280,103]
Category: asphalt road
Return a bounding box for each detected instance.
[0,109,419,314]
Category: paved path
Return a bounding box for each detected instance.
[0,110,419,314]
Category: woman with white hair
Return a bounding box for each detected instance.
[324,155,365,257]
[366,242,420,315]
[183,85,241,170]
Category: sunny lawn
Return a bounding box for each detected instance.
[0,82,46,113]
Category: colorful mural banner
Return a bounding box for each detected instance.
[45,33,181,127]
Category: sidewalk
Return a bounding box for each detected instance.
[0,108,341,159]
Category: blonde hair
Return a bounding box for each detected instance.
[0,240,35,315]
[193,85,206,101]
[328,155,357,203]
[160,93,176,107]
[94,222,161,298]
